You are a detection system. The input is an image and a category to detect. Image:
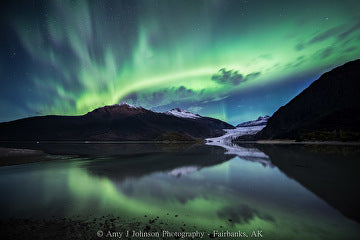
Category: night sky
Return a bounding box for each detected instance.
[0,0,359,125]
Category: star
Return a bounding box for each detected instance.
[10,52,16,59]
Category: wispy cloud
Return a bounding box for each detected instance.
[211,68,261,86]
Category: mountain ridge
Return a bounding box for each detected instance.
[0,103,234,141]
[236,115,270,127]
[256,59,360,141]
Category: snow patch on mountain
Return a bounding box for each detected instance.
[206,125,265,145]
[236,115,270,127]
[113,102,142,109]
[165,108,201,119]
[167,166,199,177]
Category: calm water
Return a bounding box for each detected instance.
[0,143,359,239]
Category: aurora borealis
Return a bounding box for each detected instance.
[1,0,359,124]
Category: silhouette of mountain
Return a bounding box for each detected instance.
[0,103,234,141]
[257,59,360,141]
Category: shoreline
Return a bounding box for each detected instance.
[1,139,359,145]
[1,140,359,167]
[235,140,360,146]
[0,215,206,240]
[0,140,200,144]
[0,147,47,167]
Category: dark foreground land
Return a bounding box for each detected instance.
[0,147,47,167]
[0,215,210,240]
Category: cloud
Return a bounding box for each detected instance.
[121,86,203,108]
[295,43,305,51]
[309,25,342,44]
[245,72,261,81]
[319,47,333,59]
[258,54,273,60]
[294,21,360,52]
[211,68,261,86]
[284,55,306,69]
[121,92,138,104]
[338,21,360,40]
[188,106,203,113]
[175,86,196,98]
[301,21,360,51]
[201,95,229,104]
[212,68,244,85]
[344,46,357,53]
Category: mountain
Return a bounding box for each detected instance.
[236,115,270,127]
[165,108,201,119]
[257,59,360,141]
[0,103,234,141]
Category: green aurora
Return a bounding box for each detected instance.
[1,0,359,124]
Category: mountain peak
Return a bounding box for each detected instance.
[112,102,142,109]
[86,102,146,117]
[256,115,270,121]
[237,115,270,127]
[165,108,201,119]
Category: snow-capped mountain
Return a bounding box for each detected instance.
[164,108,201,119]
[0,103,234,141]
[236,115,270,127]
[85,102,147,118]
[111,102,143,109]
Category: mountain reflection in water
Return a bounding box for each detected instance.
[0,142,359,239]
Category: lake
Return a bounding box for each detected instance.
[0,142,359,239]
